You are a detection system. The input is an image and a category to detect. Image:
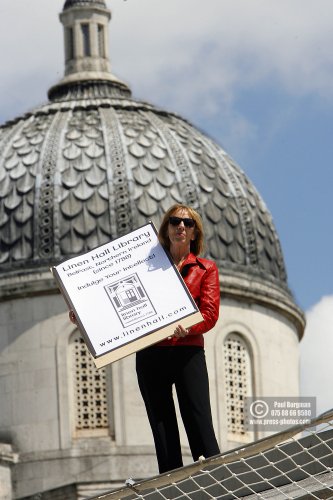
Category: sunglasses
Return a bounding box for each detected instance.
[169,216,195,228]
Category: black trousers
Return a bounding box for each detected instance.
[136,346,220,473]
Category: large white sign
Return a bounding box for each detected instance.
[51,223,203,368]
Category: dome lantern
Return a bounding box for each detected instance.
[48,0,131,100]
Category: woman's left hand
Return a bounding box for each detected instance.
[173,324,189,338]
[69,310,78,325]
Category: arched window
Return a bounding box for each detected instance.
[223,333,253,441]
[70,331,113,438]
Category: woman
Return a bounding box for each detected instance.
[136,204,220,473]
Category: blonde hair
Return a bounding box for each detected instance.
[158,204,205,256]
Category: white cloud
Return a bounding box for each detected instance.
[1,0,333,119]
[111,0,333,98]
[0,0,332,168]
[300,295,333,416]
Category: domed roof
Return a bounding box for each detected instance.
[0,92,284,275]
[0,1,304,332]
[63,0,106,9]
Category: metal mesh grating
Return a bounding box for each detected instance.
[90,410,333,500]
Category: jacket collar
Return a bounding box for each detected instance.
[182,252,207,269]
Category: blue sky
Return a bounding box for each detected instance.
[0,0,332,412]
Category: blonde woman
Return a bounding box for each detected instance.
[136,204,220,473]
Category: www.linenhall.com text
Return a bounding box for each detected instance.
[99,306,187,347]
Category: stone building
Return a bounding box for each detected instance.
[0,1,305,498]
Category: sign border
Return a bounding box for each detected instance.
[51,222,203,368]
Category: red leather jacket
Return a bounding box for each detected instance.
[158,253,220,348]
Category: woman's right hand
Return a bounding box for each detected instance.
[173,324,189,338]
[69,310,78,325]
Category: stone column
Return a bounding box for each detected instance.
[0,444,18,500]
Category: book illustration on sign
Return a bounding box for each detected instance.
[104,273,157,328]
[51,222,203,368]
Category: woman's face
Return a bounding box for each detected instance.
[167,208,196,249]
